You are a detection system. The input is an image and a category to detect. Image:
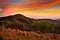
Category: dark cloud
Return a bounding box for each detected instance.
[0,0,30,5]
[9,0,55,4]
[0,0,55,5]
[8,0,31,5]
[30,0,55,3]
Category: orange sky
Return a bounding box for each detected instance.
[0,0,60,19]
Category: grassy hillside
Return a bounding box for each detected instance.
[0,27,60,40]
[0,14,60,40]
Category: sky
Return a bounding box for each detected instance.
[0,0,60,19]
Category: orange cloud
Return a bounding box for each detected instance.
[0,0,60,17]
[18,0,60,8]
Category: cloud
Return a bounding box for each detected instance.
[0,8,3,13]
[8,0,31,5]
[0,0,60,13]
[0,0,60,17]
[28,0,54,3]
[0,0,30,5]
[0,0,59,5]
[8,0,54,5]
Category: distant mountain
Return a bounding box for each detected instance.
[0,14,37,31]
[0,14,34,24]
[0,14,60,40]
[0,14,59,30]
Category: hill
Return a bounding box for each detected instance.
[0,14,60,40]
[0,14,58,29]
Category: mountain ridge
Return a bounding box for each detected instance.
[0,14,59,30]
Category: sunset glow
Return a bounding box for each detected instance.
[0,0,60,19]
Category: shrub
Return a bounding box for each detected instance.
[31,20,56,33]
